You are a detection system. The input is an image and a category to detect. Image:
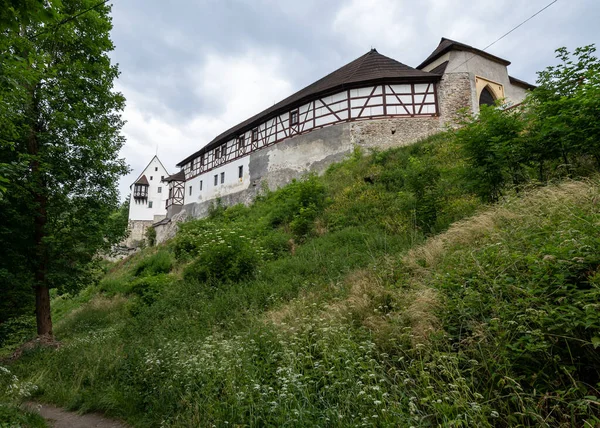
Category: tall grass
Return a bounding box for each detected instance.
[5,133,599,426]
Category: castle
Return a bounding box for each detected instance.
[127,38,534,244]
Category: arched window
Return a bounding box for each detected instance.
[479,86,496,107]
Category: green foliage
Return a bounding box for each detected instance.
[0,315,35,349]
[10,111,600,425]
[457,105,526,201]
[457,44,600,202]
[0,0,129,332]
[133,250,173,277]
[145,226,156,247]
[409,182,600,426]
[266,174,327,239]
[181,228,263,284]
[0,364,45,427]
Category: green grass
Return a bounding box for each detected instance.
[3,132,600,426]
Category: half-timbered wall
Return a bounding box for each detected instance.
[182,83,438,181]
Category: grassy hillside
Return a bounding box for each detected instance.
[2,132,600,427]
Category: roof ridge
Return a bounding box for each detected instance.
[177,50,439,167]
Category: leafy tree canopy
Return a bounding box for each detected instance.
[0,0,128,332]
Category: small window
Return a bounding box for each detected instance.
[157,186,162,193]
[238,165,243,179]
[215,147,220,159]
[200,155,205,166]
[161,175,164,180]
[150,176,153,180]
[221,143,227,158]
[252,128,258,142]
[290,109,299,126]
[220,172,225,184]
[189,186,192,196]
[214,174,218,186]
[237,136,244,150]
[149,201,153,208]
[155,167,158,171]
[199,180,203,191]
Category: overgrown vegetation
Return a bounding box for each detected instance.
[1,45,599,427]
[459,45,600,201]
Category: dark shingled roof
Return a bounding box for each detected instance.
[177,49,440,167]
[135,175,149,185]
[162,170,185,182]
[509,75,536,90]
[418,38,511,70]
[429,60,449,75]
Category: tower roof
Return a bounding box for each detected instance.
[177,49,439,167]
[134,175,149,185]
[418,37,511,70]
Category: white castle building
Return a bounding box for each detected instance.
[145,38,534,243]
[125,155,170,246]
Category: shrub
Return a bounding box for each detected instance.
[0,315,35,349]
[130,274,174,306]
[266,175,327,236]
[182,228,264,284]
[145,226,156,247]
[133,250,173,277]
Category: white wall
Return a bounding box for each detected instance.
[184,155,251,205]
[422,50,530,112]
[128,156,170,221]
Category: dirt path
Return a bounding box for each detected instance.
[24,402,129,428]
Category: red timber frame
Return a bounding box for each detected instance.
[183,82,438,180]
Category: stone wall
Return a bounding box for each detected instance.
[155,115,446,244]
[123,219,154,247]
[437,72,473,126]
[154,210,188,244]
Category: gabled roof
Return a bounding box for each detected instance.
[429,60,449,75]
[135,175,149,185]
[418,37,511,70]
[129,155,170,188]
[509,75,536,90]
[177,49,440,167]
[162,170,185,183]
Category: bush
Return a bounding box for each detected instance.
[182,227,264,284]
[133,250,173,277]
[145,226,156,247]
[0,315,35,349]
[130,274,174,306]
[266,175,327,237]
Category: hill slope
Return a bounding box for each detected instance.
[2,133,600,427]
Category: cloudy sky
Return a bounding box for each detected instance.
[108,0,599,200]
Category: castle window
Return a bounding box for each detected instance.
[290,109,299,126]
[149,201,153,208]
[238,165,243,179]
[252,128,258,142]
[200,155,205,166]
[155,167,158,171]
[200,180,203,191]
[161,176,164,180]
[214,174,218,186]
[221,143,227,158]
[150,176,153,180]
[215,147,220,159]
[220,172,225,184]
[237,135,244,151]
[189,186,192,196]
[479,86,496,107]
[157,187,162,193]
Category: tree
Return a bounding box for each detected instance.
[0,0,128,336]
[527,45,600,173]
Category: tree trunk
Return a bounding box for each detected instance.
[28,104,53,337]
[35,285,52,336]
